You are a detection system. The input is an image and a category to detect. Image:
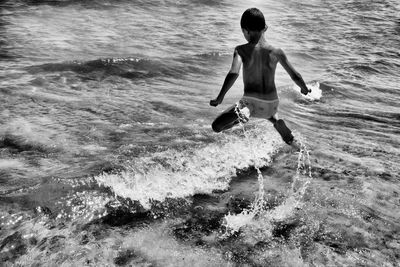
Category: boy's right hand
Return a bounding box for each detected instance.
[301,87,311,95]
[210,99,220,107]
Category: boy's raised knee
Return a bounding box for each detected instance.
[211,121,222,133]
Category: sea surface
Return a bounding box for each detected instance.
[1,0,399,266]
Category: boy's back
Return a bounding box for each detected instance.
[236,42,279,101]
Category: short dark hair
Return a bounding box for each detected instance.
[240,8,266,31]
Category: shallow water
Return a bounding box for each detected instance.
[1,0,399,266]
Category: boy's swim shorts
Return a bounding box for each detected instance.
[233,96,279,121]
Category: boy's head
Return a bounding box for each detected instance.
[240,8,267,32]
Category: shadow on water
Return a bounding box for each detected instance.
[24,54,225,81]
[24,56,216,82]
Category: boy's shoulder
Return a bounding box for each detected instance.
[235,43,285,63]
[235,43,282,54]
[234,43,248,53]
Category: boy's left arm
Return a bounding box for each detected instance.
[276,48,311,95]
[210,49,242,107]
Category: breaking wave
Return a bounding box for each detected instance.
[95,125,284,208]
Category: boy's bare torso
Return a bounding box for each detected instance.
[236,42,279,100]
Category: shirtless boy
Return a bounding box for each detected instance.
[210,8,310,145]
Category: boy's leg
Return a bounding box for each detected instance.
[268,115,277,124]
[269,115,294,145]
[212,105,241,132]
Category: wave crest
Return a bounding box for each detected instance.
[95,125,283,208]
[26,57,180,80]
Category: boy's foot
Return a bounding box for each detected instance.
[289,138,302,151]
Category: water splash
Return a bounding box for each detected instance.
[290,137,313,205]
[233,103,267,214]
[221,104,270,235]
[222,104,313,236]
[293,81,323,101]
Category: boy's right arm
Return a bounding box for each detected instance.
[276,48,311,95]
[210,49,242,107]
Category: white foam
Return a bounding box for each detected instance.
[221,192,309,244]
[95,125,282,208]
[81,144,108,152]
[293,81,322,101]
[14,220,228,267]
[0,117,72,152]
[223,210,257,235]
[0,159,25,169]
[120,222,228,266]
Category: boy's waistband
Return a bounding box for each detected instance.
[242,96,279,103]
